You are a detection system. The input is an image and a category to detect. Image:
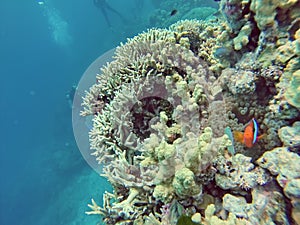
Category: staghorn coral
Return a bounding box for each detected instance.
[81,28,175,116]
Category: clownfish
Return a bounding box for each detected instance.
[233,118,265,148]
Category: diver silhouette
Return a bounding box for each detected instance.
[93,0,126,27]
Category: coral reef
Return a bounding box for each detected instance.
[79,0,300,224]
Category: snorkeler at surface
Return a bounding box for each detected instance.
[93,0,126,27]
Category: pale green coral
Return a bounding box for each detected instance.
[184,133,201,172]
[199,127,213,143]
[172,167,201,197]
[199,184,288,225]
[140,134,160,166]
[285,179,300,200]
[276,41,297,64]
[155,140,176,161]
[153,184,174,203]
[256,45,277,67]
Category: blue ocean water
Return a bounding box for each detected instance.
[0,0,155,224]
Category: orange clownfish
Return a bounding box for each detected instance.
[233,118,265,148]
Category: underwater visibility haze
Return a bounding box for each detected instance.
[1,0,300,225]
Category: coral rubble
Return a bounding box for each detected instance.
[80,0,300,224]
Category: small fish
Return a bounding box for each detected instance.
[233,118,265,148]
[214,46,232,59]
[170,9,178,16]
[224,126,235,155]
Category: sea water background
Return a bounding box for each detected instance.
[0,0,155,224]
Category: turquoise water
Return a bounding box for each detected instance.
[0,1,219,224]
[0,0,147,224]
